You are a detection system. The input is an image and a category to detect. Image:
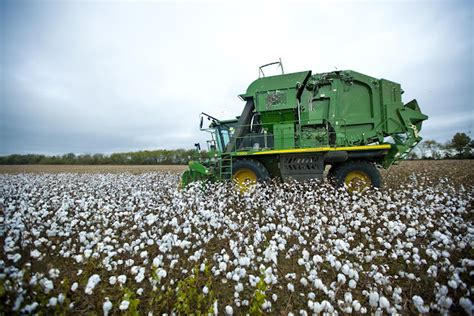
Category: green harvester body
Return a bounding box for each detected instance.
[182,66,428,188]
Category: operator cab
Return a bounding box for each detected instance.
[211,120,238,152]
[200,112,239,153]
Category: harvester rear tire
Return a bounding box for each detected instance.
[232,159,270,184]
[331,160,382,191]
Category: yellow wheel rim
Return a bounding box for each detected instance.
[233,168,257,191]
[344,170,371,192]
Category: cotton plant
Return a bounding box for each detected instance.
[0,164,472,314]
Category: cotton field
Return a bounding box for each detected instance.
[1,161,473,315]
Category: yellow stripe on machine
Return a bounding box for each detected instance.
[234,144,392,156]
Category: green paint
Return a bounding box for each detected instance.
[180,161,211,187]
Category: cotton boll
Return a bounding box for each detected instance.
[342,306,352,313]
[235,283,243,292]
[352,300,361,312]
[344,292,353,303]
[341,264,350,276]
[85,274,100,295]
[22,302,39,313]
[369,292,379,308]
[313,255,323,264]
[152,256,163,267]
[117,275,127,284]
[263,246,278,264]
[219,262,227,272]
[262,300,272,311]
[448,280,458,289]
[84,249,92,258]
[58,294,65,304]
[379,296,390,310]
[239,257,250,266]
[109,276,117,285]
[232,273,240,282]
[135,269,145,283]
[302,249,310,261]
[225,305,233,315]
[103,299,113,316]
[71,282,78,292]
[40,278,54,294]
[337,273,346,284]
[7,253,21,263]
[300,277,308,287]
[48,297,58,307]
[74,255,83,263]
[31,250,41,259]
[249,275,259,287]
[156,268,167,279]
[412,295,429,313]
[313,278,327,292]
[119,300,130,311]
[459,297,473,315]
[348,279,357,289]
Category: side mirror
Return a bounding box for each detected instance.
[194,143,201,151]
[200,116,203,129]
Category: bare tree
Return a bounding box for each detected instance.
[422,140,442,159]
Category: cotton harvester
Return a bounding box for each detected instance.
[181,61,428,191]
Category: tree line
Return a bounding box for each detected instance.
[0,132,472,165]
[0,149,208,165]
[407,132,473,160]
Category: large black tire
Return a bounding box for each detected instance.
[331,160,382,191]
[232,159,270,184]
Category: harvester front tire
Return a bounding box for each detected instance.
[232,159,270,188]
[331,160,381,192]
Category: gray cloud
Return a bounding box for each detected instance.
[1,0,473,155]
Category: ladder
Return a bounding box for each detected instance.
[219,154,233,180]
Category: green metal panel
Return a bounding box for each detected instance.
[297,70,426,148]
[241,71,311,114]
[274,123,295,149]
[260,111,296,131]
[380,79,404,134]
[305,97,329,125]
[240,71,311,99]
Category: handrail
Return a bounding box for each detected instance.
[259,58,284,78]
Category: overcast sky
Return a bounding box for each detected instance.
[1,0,473,155]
